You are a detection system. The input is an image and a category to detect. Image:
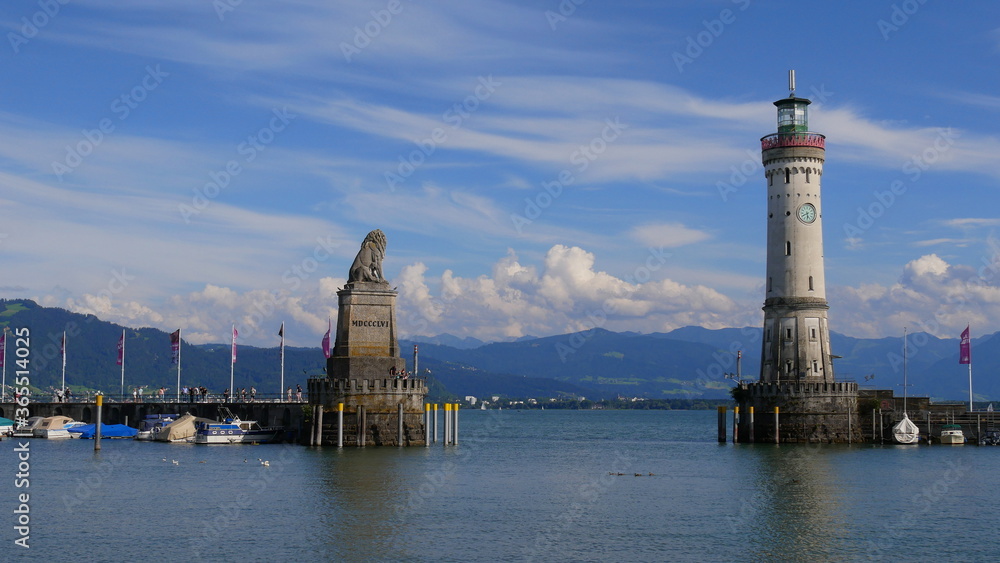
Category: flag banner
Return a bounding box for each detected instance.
[61,332,66,365]
[0,332,5,369]
[322,319,332,359]
[960,325,971,364]
[278,323,284,338]
[170,330,181,364]
[116,331,125,366]
[232,325,238,363]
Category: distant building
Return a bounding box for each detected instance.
[465,395,477,406]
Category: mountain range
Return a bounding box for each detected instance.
[1,299,994,402]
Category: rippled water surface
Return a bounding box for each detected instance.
[5,410,999,561]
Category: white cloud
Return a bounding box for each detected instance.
[832,253,1000,338]
[630,222,711,248]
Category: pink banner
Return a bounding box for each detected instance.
[232,326,238,363]
[322,319,332,359]
[116,331,125,366]
[959,325,971,364]
[170,330,181,364]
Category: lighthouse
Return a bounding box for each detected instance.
[759,70,833,384]
[736,71,859,444]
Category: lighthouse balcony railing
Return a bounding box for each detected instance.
[760,132,825,150]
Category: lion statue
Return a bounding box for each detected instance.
[348,229,387,283]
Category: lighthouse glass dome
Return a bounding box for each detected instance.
[775,98,810,133]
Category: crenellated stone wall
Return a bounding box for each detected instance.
[736,380,861,443]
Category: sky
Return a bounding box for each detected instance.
[1,0,999,347]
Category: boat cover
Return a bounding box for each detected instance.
[892,414,919,444]
[155,413,215,442]
[68,423,138,439]
[37,415,76,429]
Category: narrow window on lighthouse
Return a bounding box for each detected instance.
[785,361,793,375]
[805,169,811,183]
[784,168,790,184]
[812,360,819,373]
[785,241,791,256]
[808,276,814,290]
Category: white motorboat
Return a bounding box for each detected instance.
[939,424,965,444]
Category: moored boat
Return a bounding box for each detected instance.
[32,416,84,439]
[940,424,965,444]
[892,413,919,444]
[194,407,281,445]
[135,413,180,441]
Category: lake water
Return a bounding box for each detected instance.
[4,409,999,561]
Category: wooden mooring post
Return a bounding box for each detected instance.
[733,406,739,444]
[337,403,344,447]
[717,406,727,443]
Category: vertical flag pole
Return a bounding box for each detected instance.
[969,336,974,413]
[279,322,285,400]
[961,324,973,412]
[176,330,182,403]
[230,324,237,397]
[1,329,6,401]
[61,330,67,393]
[119,329,125,398]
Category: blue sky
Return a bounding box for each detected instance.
[1,0,999,346]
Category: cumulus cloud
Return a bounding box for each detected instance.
[396,244,744,341]
[832,251,1000,338]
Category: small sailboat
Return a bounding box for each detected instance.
[892,328,920,444]
[893,413,919,444]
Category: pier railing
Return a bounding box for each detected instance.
[3,392,310,405]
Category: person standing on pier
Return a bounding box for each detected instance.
[287,387,292,402]
[250,386,256,403]
[296,384,302,402]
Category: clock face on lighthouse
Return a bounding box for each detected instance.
[797,203,817,223]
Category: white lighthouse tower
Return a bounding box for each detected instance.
[737,71,859,444]
[759,70,834,384]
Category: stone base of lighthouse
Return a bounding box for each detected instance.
[735,381,861,443]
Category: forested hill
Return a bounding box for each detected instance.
[3,299,999,402]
